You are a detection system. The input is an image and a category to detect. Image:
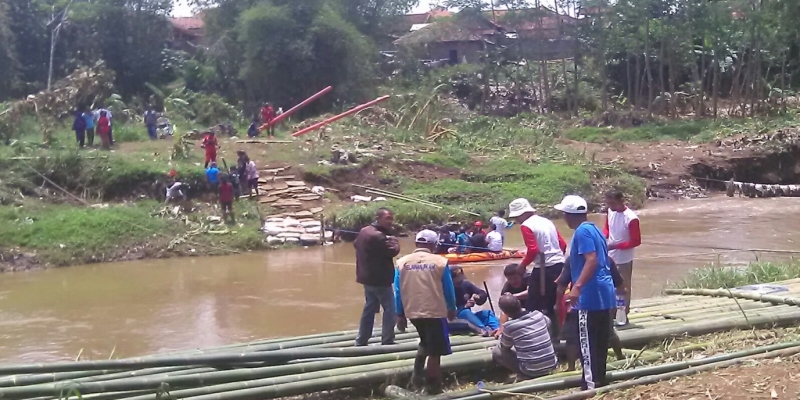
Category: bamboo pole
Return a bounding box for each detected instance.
[543,344,800,400]
[365,190,442,209]
[434,341,800,400]
[664,288,800,306]
[291,96,391,137]
[354,184,481,217]
[0,336,494,375]
[0,343,495,399]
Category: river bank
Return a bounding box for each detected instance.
[3,108,800,270]
[1,197,799,363]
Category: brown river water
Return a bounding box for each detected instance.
[1,196,799,363]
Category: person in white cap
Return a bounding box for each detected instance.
[554,195,615,390]
[507,198,567,331]
[394,229,457,394]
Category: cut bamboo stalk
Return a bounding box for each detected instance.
[664,288,800,306]
[0,336,494,375]
[434,341,800,400]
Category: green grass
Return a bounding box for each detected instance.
[0,201,171,265]
[674,260,800,289]
[564,120,714,143]
[328,200,448,231]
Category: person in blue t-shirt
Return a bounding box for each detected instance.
[454,226,471,254]
[554,195,615,391]
[206,162,221,194]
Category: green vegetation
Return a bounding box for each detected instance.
[675,260,800,290]
[0,202,169,265]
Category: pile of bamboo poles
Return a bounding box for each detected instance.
[4,279,800,400]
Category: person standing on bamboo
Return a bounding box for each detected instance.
[507,198,567,331]
[354,208,401,347]
[603,190,641,319]
[394,229,457,394]
[554,195,615,390]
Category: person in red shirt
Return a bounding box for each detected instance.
[472,221,486,235]
[201,131,219,168]
[96,111,111,150]
[507,198,568,335]
[603,190,641,317]
[219,176,235,223]
[260,103,275,138]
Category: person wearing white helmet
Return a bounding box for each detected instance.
[506,198,567,332]
[554,195,615,390]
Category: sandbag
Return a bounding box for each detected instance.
[262,224,284,236]
[284,237,300,244]
[266,217,284,223]
[282,217,301,227]
[324,230,334,240]
[277,232,302,239]
[300,234,320,245]
[300,220,322,228]
[266,236,285,244]
[305,225,321,234]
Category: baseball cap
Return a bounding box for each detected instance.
[415,229,439,244]
[554,195,588,214]
[508,198,536,218]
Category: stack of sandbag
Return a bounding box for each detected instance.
[261,217,333,246]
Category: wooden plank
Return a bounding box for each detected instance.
[236,140,293,144]
[258,196,279,203]
[286,181,307,187]
[296,195,321,201]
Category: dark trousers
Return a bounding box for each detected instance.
[75,129,85,147]
[147,124,157,140]
[108,125,114,145]
[577,309,612,390]
[86,128,95,146]
[527,263,564,320]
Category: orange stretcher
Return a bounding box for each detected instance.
[444,249,524,264]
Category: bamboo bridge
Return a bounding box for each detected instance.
[2,280,800,400]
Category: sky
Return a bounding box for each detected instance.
[171,1,437,17]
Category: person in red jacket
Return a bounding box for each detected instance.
[201,131,219,168]
[603,190,641,318]
[96,111,111,150]
[507,198,567,335]
[219,176,235,224]
[260,103,275,138]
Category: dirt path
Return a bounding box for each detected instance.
[600,353,800,400]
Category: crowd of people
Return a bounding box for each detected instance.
[71,107,115,149]
[431,211,514,255]
[165,137,261,225]
[353,190,641,394]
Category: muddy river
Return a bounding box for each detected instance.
[0,197,798,363]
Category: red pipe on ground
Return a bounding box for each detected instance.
[259,86,333,131]
[291,95,391,137]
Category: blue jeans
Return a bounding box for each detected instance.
[454,309,500,331]
[147,124,157,140]
[356,285,396,346]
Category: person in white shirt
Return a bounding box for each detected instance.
[489,210,513,242]
[508,198,567,334]
[485,223,503,253]
[603,190,641,318]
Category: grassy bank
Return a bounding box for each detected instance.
[563,113,800,144]
[674,260,800,289]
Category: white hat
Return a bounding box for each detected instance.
[508,198,536,218]
[554,195,588,214]
[415,229,439,244]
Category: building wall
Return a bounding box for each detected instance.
[425,41,484,63]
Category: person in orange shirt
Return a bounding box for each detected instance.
[260,103,275,138]
[201,131,219,169]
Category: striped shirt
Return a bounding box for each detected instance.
[499,311,557,376]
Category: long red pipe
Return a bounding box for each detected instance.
[291,95,391,137]
[260,86,333,131]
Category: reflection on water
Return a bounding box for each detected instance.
[0,196,798,362]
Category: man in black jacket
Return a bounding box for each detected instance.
[354,208,401,346]
[450,267,500,336]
